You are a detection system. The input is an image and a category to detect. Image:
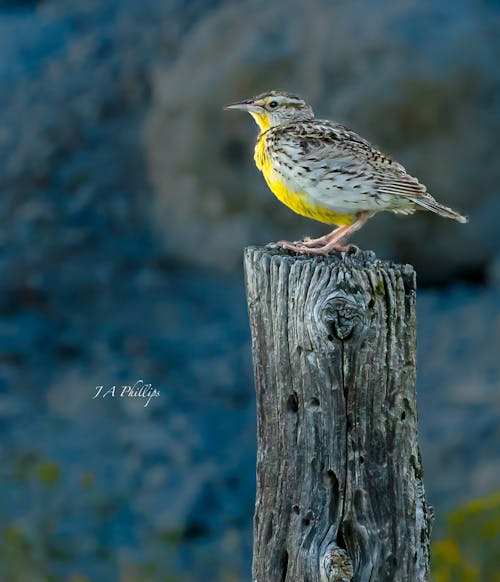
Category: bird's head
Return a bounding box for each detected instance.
[224,90,314,131]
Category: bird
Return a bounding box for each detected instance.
[224,90,467,254]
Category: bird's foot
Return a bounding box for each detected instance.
[298,225,351,248]
[299,235,331,248]
[277,240,351,255]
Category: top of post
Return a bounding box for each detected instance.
[244,244,415,285]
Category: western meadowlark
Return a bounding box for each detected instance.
[224,90,467,254]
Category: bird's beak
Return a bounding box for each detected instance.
[223,99,261,112]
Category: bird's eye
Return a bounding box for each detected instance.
[268,100,278,109]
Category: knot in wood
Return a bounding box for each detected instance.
[321,296,365,341]
[321,545,354,582]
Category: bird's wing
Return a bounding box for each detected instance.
[268,121,466,221]
[272,121,430,201]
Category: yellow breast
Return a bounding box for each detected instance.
[254,136,353,226]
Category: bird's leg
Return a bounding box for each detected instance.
[302,212,373,254]
[297,225,350,247]
[279,212,373,255]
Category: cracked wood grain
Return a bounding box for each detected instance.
[244,245,433,582]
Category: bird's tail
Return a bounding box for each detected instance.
[412,197,468,223]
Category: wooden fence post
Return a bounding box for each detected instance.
[244,245,433,582]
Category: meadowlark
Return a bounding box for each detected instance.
[224,90,467,254]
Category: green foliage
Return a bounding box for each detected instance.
[431,492,500,582]
[0,456,89,582]
[36,462,61,486]
[0,454,222,582]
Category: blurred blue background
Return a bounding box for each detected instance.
[0,0,498,580]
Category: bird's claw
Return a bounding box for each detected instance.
[277,240,350,255]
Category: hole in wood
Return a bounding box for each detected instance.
[264,513,273,543]
[368,298,375,308]
[401,410,406,420]
[336,526,347,550]
[287,392,299,413]
[280,549,289,582]
[327,334,334,341]
[302,510,314,527]
[326,470,339,525]
[308,397,320,410]
[292,504,300,514]
[359,455,364,464]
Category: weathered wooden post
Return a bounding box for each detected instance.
[244,245,433,582]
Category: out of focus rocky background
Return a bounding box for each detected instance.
[0,0,498,580]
